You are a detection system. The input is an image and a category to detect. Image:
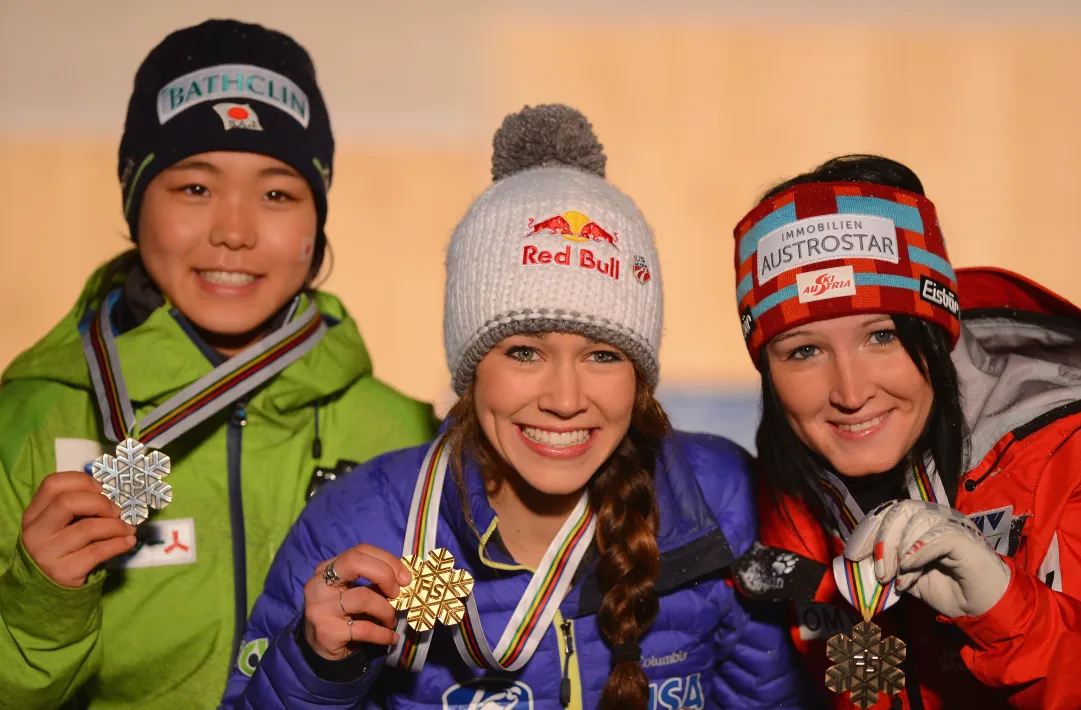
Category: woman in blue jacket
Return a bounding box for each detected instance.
[222,105,807,710]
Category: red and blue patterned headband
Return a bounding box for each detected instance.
[733,181,960,366]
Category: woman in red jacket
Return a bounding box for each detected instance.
[736,154,1081,709]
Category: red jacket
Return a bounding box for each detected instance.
[759,268,1081,709]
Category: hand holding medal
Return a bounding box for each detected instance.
[824,504,909,708]
[845,500,1011,620]
[390,548,474,632]
[20,471,138,588]
[303,544,413,661]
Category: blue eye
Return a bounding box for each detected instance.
[789,345,819,361]
[590,350,624,363]
[870,330,897,346]
[505,346,537,363]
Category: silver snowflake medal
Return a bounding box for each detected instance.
[92,438,173,526]
[825,619,906,709]
[390,548,474,632]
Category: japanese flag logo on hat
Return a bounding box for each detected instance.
[212,102,263,131]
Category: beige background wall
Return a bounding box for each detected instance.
[3,1,1081,413]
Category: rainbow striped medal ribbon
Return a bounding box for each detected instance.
[818,458,945,708]
[81,291,325,525]
[387,436,596,673]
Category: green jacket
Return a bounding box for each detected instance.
[0,270,436,709]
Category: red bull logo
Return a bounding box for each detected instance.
[522,212,621,281]
[525,211,619,248]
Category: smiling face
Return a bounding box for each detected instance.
[472,332,637,497]
[137,151,317,353]
[765,314,934,477]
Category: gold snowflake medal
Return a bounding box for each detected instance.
[391,548,475,632]
[825,557,907,709]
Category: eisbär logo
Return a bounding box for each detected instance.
[796,266,857,304]
[920,276,959,316]
[522,212,621,281]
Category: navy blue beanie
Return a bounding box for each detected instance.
[118,19,334,255]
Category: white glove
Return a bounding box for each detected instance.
[845,500,1011,619]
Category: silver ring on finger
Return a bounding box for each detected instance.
[339,590,347,615]
[347,618,355,642]
[322,559,341,586]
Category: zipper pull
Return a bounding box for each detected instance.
[230,403,248,428]
[560,619,575,707]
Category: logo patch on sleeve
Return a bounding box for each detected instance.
[107,517,197,569]
[236,637,269,677]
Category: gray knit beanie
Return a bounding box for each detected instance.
[444,104,663,394]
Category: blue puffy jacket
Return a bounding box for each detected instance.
[221,431,809,709]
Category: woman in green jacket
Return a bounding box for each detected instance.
[0,19,434,709]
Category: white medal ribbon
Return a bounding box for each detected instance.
[387,436,595,673]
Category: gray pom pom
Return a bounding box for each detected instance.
[491,104,606,182]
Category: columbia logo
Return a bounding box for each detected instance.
[642,650,688,668]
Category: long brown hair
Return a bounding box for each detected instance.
[445,367,670,709]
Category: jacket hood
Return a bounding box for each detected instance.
[954,267,1081,467]
[2,261,373,412]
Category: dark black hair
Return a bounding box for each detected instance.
[760,154,925,201]
[755,155,967,518]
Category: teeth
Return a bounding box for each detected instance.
[521,426,591,448]
[837,415,885,432]
[199,270,257,286]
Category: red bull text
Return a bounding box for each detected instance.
[522,244,621,280]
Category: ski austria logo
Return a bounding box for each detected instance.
[236,637,269,677]
[442,678,533,709]
[796,265,856,304]
[213,102,263,131]
[649,672,705,710]
[634,255,652,284]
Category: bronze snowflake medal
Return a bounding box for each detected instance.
[827,555,907,708]
[826,620,906,708]
[391,548,475,632]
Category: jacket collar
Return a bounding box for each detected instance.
[2,263,370,414]
[438,433,733,616]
